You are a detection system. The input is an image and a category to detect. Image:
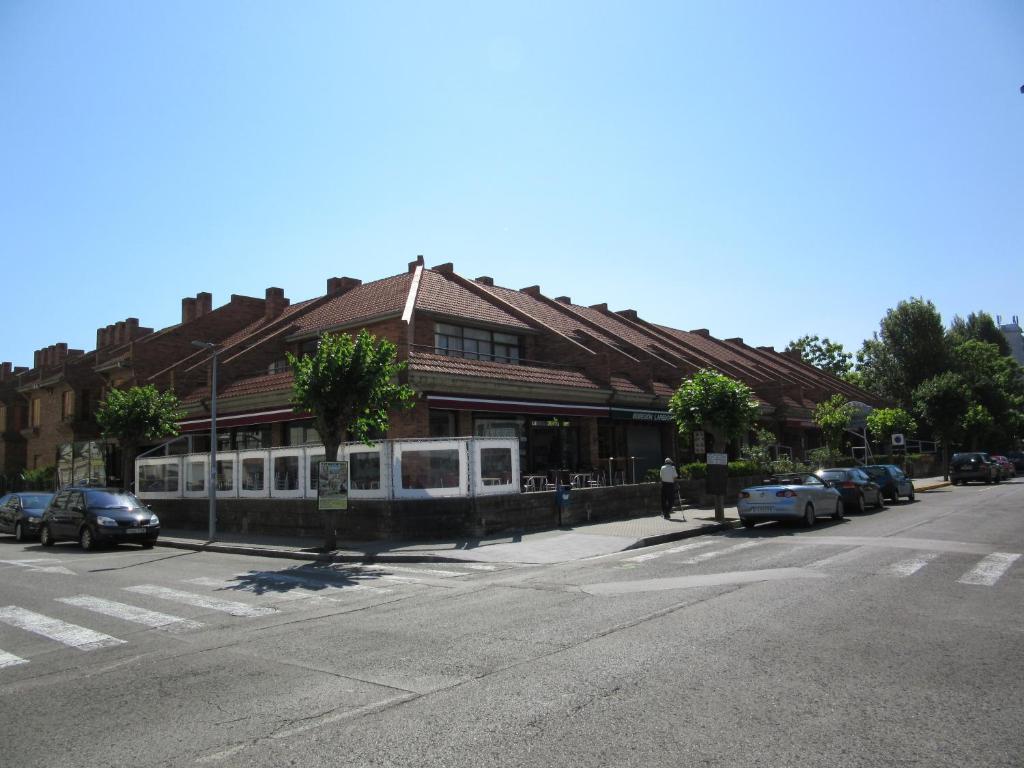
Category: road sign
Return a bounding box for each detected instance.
[693,431,706,454]
[891,433,905,446]
[706,452,728,466]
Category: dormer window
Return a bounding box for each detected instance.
[434,323,520,364]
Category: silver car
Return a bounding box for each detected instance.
[738,473,844,529]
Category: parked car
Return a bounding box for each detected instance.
[814,467,884,513]
[990,455,1016,479]
[950,452,1000,485]
[1006,451,1024,472]
[738,473,843,528]
[40,487,160,550]
[861,464,916,503]
[0,492,54,542]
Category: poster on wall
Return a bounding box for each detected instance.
[317,461,349,511]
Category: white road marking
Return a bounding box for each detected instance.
[464,564,497,571]
[0,606,126,650]
[0,649,28,669]
[886,552,940,577]
[57,596,203,632]
[680,540,761,564]
[623,540,715,563]
[124,586,277,617]
[0,559,75,575]
[359,564,469,578]
[583,567,828,595]
[957,553,1021,586]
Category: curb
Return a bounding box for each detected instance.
[625,519,740,550]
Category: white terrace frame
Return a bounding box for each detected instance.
[269,448,305,499]
[472,438,520,496]
[135,457,182,500]
[237,450,270,498]
[392,439,469,500]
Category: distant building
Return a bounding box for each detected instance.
[997,315,1024,366]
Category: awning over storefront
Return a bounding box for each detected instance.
[426,395,608,418]
[178,408,309,433]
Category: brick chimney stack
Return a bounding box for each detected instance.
[264,287,290,320]
[408,254,425,273]
[182,297,197,323]
[554,296,571,304]
[326,277,362,296]
[617,309,639,320]
[433,262,454,275]
[520,285,541,297]
[0,362,11,381]
[475,276,494,286]
[196,292,212,317]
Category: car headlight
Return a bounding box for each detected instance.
[27,517,41,524]
[149,515,160,526]
[96,516,119,527]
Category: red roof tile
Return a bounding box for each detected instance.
[291,273,414,335]
[415,271,532,330]
[409,352,602,390]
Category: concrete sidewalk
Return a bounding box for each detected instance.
[155,476,950,565]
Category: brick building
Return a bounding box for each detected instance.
[0,257,881,487]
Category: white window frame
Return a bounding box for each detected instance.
[303,448,326,500]
[237,450,270,498]
[343,443,390,500]
[472,438,520,496]
[270,448,305,499]
[213,453,238,499]
[392,440,468,499]
[183,456,209,499]
[135,457,183,500]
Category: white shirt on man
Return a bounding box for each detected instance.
[660,463,678,483]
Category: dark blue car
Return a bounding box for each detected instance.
[815,468,884,513]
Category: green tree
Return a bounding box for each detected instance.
[857,298,948,408]
[785,335,854,377]
[96,385,183,489]
[287,329,416,550]
[948,311,1011,357]
[913,372,971,480]
[865,407,918,450]
[668,369,760,451]
[813,394,856,456]
[960,404,994,451]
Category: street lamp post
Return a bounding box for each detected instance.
[191,341,218,541]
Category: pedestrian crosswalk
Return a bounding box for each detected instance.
[615,536,1022,590]
[0,562,480,673]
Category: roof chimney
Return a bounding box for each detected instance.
[520,285,541,297]
[617,309,638,320]
[589,303,608,312]
[690,329,710,337]
[408,254,425,273]
[757,345,776,352]
[433,262,454,275]
[725,337,743,344]
[113,322,126,346]
[326,277,362,296]
[264,287,290,320]
[182,297,197,323]
[33,350,41,369]
[0,362,11,381]
[196,292,212,317]
[554,296,571,304]
[475,276,494,286]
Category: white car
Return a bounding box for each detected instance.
[738,473,844,529]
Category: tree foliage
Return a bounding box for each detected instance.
[947,311,1010,356]
[287,330,416,549]
[813,394,855,454]
[785,335,853,377]
[856,298,948,408]
[865,407,917,444]
[96,385,183,488]
[668,369,760,449]
[913,372,970,478]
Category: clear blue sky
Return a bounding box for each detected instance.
[2,1,1022,369]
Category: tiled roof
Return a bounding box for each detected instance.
[291,273,414,335]
[216,298,321,352]
[652,381,677,397]
[562,305,680,363]
[181,371,295,406]
[609,375,645,394]
[416,271,532,330]
[409,352,602,390]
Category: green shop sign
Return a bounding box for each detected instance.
[609,409,672,423]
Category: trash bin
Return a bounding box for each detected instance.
[557,485,571,508]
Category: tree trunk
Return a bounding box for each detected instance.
[121,441,138,491]
[320,436,342,551]
[942,441,949,481]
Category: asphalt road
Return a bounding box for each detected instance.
[0,480,1021,767]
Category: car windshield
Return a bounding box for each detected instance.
[818,470,847,481]
[85,490,145,509]
[20,494,53,510]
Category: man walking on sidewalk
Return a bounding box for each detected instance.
[660,458,678,519]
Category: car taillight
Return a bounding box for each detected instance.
[841,481,856,489]
[775,490,797,497]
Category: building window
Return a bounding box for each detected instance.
[61,391,75,420]
[287,420,321,446]
[30,398,41,427]
[434,323,520,364]
[429,410,456,437]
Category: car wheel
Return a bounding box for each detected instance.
[141,541,155,549]
[985,477,992,485]
[832,499,844,521]
[40,524,55,547]
[888,488,899,503]
[803,502,816,527]
[874,491,884,510]
[14,522,24,542]
[856,494,865,514]
[79,526,96,552]
[907,490,915,502]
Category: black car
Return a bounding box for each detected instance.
[0,492,54,542]
[1006,451,1024,472]
[949,452,999,485]
[861,464,915,503]
[40,487,160,550]
[815,467,884,513]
